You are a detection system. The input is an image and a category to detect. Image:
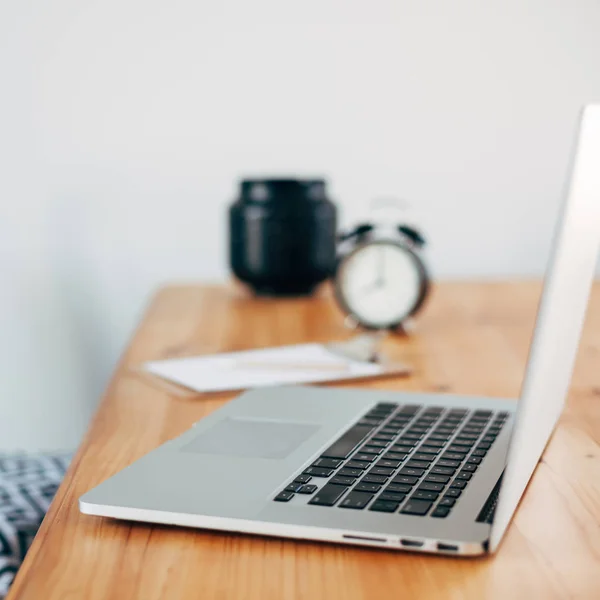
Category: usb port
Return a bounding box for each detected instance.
[437,542,459,552]
[400,539,424,548]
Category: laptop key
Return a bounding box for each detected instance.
[330,476,356,486]
[313,458,343,469]
[405,460,430,469]
[431,506,451,518]
[274,491,294,502]
[308,484,348,506]
[285,483,304,493]
[472,449,487,457]
[338,468,362,478]
[298,484,318,494]
[401,499,433,516]
[379,492,407,502]
[467,456,482,465]
[304,467,335,477]
[436,460,461,468]
[430,466,455,475]
[383,452,407,462]
[450,479,467,489]
[339,491,374,510]
[392,475,419,485]
[352,453,378,462]
[418,446,441,454]
[391,445,414,454]
[444,489,462,498]
[346,460,370,470]
[321,425,374,459]
[366,466,394,477]
[411,490,439,501]
[462,463,478,472]
[355,482,382,493]
[366,440,390,448]
[294,474,312,484]
[369,500,400,513]
[361,474,388,484]
[398,467,425,477]
[360,445,384,455]
[418,482,445,492]
[377,459,402,469]
[412,453,435,462]
[385,483,412,494]
[424,474,451,484]
[456,471,472,480]
[441,453,466,462]
[438,497,455,506]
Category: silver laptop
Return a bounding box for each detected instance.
[80,105,600,556]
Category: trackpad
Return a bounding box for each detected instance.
[182,417,320,459]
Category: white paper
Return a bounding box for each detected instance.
[143,343,385,393]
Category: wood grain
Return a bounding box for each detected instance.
[8,282,600,600]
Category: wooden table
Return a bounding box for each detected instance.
[9,282,600,600]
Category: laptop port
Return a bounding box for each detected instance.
[437,542,459,552]
[400,538,424,548]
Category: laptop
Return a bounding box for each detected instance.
[80,105,600,556]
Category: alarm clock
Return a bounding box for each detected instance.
[333,222,430,331]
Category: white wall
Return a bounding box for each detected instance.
[1,0,600,452]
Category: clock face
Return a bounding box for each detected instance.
[337,242,423,328]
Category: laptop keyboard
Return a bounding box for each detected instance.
[273,402,508,518]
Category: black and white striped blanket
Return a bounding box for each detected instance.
[0,454,70,598]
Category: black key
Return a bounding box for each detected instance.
[467,456,482,465]
[373,434,396,442]
[330,476,356,486]
[422,439,445,448]
[313,458,343,469]
[385,483,412,494]
[434,427,455,434]
[474,410,492,417]
[438,497,455,506]
[308,484,348,506]
[285,483,304,493]
[444,488,462,498]
[391,445,414,453]
[398,467,425,477]
[355,482,382,493]
[369,500,399,513]
[457,434,479,440]
[368,466,395,477]
[419,446,441,454]
[428,434,450,442]
[377,459,402,469]
[339,491,374,510]
[411,490,439,501]
[399,404,422,413]
[424,474,451,484]
[418,482,445,492]
[456,471,472,480]
[379,492,406,502]
[431,506,451,518]
[304,467,334,477]
[405,460,430,469]
[376,402,399,410]
[472,449,487,457]
[402,433,423,440]
[294,474,312,484]
[366,440,390,448]
[274,491,294,502]
[298,484,318,494]
[430,466,455,475]
[358,419,381,427]
[380,428,400,436]
[441,453,466,462]
[462,463,478,472]
[447,445,470,454]
[338,467,362,478]
[498,411,509,418]
[383,452,407,462]
[450,479,467,489]
[392,474,419,485]
[408,427,429,434]
[436,459,460,468]
[353,453,378,462]
[361,474,388,484]
[401,499,433,516]
[346,460,370,470]
[412,453,435,462]
[321,425,374,459]
[360,445,384,455]
[451,439,474,447]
